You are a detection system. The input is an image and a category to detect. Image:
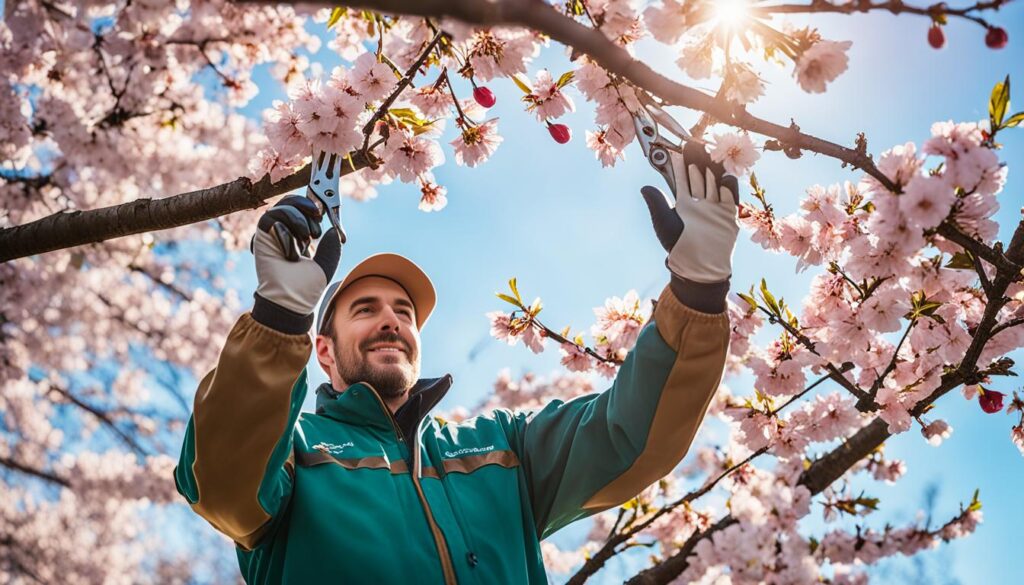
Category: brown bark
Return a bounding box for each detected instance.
[0,153,372,262]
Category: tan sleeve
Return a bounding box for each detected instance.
[180,312,311,548]
[581,284,730,509]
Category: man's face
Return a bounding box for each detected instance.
[315,276,421,400]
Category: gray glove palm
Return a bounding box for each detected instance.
[251,195,341,331]
[641,141,740,284]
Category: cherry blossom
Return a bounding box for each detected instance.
[709,131,760,175]
[3,1,1021,582]
[349,52,399,103]
[794,39,853,93]
[451,119,504,167]
[418,179,449,212]
[524,69,575,121]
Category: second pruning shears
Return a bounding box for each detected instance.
[306,149,348,246]
[631,94,698,200]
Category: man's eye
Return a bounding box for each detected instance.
[356,307,371,314]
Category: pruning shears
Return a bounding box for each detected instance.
[306,149,347,246]
[631,95,697,200]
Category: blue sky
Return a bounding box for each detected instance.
[218,5,1024,583]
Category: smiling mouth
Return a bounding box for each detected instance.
[366,344,407,356]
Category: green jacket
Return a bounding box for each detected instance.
[174,285,729,584]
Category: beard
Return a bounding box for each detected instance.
[333,332,420,399]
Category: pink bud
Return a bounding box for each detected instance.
[978,389,1005,413]
[928,24,945,49]
[547,123,571,144]
[473,86,496,108]
[985,26,1008,49]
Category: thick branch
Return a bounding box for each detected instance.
[0,151,372,263]
[628,217,1024,583]
[300,0,895,188]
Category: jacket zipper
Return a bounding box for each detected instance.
[363,382,458,585]
[427,435,481,570]
[360,382,405,442]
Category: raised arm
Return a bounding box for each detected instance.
[505,141,740,538]
[174,195,341,550]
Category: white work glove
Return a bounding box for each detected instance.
[250,195,341,333]
[641,141,740,284]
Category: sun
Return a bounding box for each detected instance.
[711,0,752,30]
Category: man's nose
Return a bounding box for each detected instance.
[377,306,402,331]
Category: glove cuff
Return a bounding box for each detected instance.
[252,293,314,335]
[669,273,729,314]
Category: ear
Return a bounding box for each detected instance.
[314,334,336,375]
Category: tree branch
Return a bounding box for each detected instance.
[0,456,70,487]
[46,383,149,457]
[0,151,372,263]
[752,0,1010,29]
[290,0,897,188]
[627,217,1024,584]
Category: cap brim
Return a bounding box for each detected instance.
[317,253,436,335]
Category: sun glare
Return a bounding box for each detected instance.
[711,0,751,30]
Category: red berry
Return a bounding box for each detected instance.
[978,389,1005,413]
[473,86,496,108]
[985,26,1008,49]
[547,123,571,144]
[928,24,945,49]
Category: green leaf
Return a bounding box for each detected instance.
[750,173,763,195]
[786,306,799,328]
[737,292,759,311]
[968,488,982,512]
[496,292,521,307]
[327,7,346,30]
[856,495,880,511]
[511,75,533,95]
[388,107,432,132]
[944,251,975,270]
[556,71,575,89]
[1004,111,1024,128]
[509,277,523,304]
[989,75,1010,130]
[760,278,780,315]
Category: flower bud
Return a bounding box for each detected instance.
[928,24,945,49]
[547,123,571,144]
[985,26,1008,49]
[473,86,496,108]
[978,389,1005,413]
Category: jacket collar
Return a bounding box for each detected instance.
[315,375,453,438]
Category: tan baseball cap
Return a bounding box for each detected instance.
[315,253,436,336]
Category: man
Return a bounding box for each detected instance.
[174,141,739,584]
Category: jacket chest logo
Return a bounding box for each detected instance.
[443,445,494,458]
[313,441,355,455]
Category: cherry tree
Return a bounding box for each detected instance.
[1,0,1022,582]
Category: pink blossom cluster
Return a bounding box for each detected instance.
[487,289,651,379]
[480,115,1019,578]
[819,508,982,566]
[3,1,1022,582]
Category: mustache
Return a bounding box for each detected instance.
[360,332,411,354]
